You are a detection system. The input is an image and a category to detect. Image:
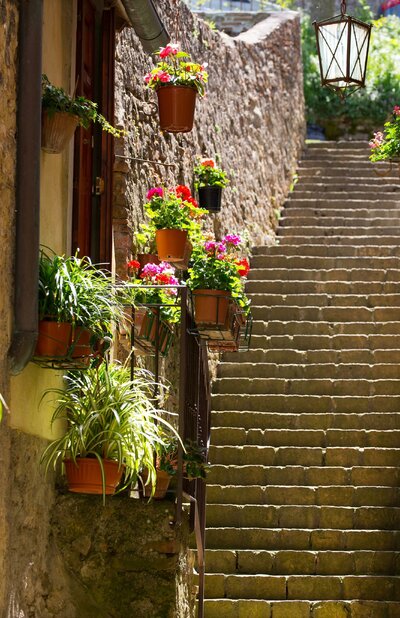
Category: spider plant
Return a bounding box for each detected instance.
[38,249,126,340]
[40,362,179,500]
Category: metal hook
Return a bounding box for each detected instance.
[341,0,347,15]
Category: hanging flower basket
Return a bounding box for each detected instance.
[64,458,124,495]
[156,85,197,133]
[133,307,174,357]
[41,111,79,154]
[198,186,223,213]
[156,229,192,269]
[192,290,231,327]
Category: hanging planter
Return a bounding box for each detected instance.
[64,458,124,495]
[198,186,222,213]
[192,289,230,326]
[144,44,208,134]
[35,320,73,357]
[156,229,192,268]
[156,85,197,133]
[41,74,124,155]
[134,307,174,357]
[194,158,229,213]
[41,111,79,154]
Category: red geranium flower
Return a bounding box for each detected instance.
[127,259,141,270]
[175,185,192,200]
[201,159,215,168]
[236,258,250,277]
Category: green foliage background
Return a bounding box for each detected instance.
[302,8,400,132]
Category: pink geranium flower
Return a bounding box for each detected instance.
[394,106,400,116]
[223,234,242,246]
[146,187,164,200]
[159,44,179,59]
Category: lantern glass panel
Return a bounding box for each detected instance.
[349,21,370,82]
[317,20,348,82]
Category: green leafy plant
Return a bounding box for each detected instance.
[144,186,206,244]
[40,363,179,500]
[39,249,126,339]
[144,44,208,96]
[369,106,400,161]
[42,75,124,138]
[157,436,208,480]
[188,235,251,312]
[194,157,229,188]
[135,223,157,254]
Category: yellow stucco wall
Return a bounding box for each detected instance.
[9,0,76,440]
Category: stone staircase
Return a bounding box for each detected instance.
[203,141,400,617]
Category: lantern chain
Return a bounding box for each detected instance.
[341,0,347,14]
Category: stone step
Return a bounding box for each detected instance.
[293,180,400,190]
[210,411,400,431]
[278,227,400,238]
[252,244,400,257]
[218,361,400,379]
[213,377,400,396]
[203,599,400,617]
[284,199,400,209]
[210,424,400,447]
[207,465,400,488]
[278,235,400,245]
[204,548,400,576]
[250,306,400,322]
[209,445,400,468]
[204,573,400,601]
[206,484,400,507]
[251,255,400,269]
[290,192,400,201]
[212,393,400,413]
[248,281,400,295]
[250,294,400,309]
[280,217,400,228]
[298,160,383,170]
[206,504,400,531]
[259,322,400,337]
[248,333,400,351]
[297,168,399,179]
[222,348,400,365]
[307,141,369,149]
[248,268,400,281]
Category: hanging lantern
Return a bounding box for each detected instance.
[314,0,372,98]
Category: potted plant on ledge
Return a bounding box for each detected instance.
[41,74,124,154]
[194,157,229,213]
[144,44,208,133]
[144,185,206,269]
[36,250,125,366]
[40,363,178,501]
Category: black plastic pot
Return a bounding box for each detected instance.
[198,186,222,213]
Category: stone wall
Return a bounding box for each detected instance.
[113,3,305,278]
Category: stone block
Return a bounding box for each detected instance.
[312,601,350,617]
[272,600,311,618]
[287,575,342,600]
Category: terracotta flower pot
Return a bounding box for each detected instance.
[41,111,79,154]
[71,327,93,358]
[142,469,172,499]
[156,229,192,268]
[156,85,197,133]
[35,321,73,357]
[64,458,124,495]
[192,289,231,326]
[198,186,222,213]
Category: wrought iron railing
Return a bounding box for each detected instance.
[126,285,210,617]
